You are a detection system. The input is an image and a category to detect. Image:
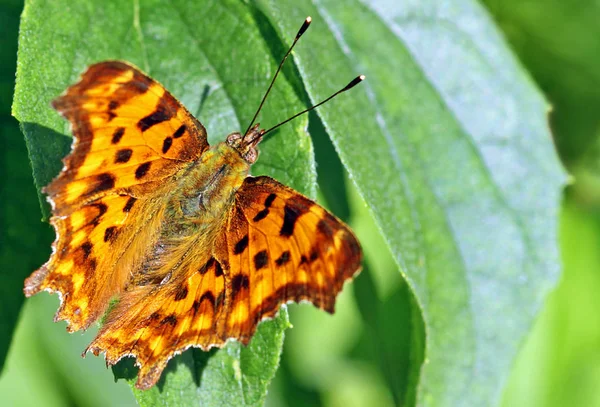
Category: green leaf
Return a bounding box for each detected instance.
[482,0,600,168]
[13,0,314,404]
[11,0,568,404]
[502,196,600,407]
[0,0,54,374]
[0,295,137,406]
[481,0,600,205]
[479,4,600,404]
[257,0,566,405]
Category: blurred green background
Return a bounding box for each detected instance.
[1,0,598,406]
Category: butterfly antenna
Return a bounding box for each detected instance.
[244,16,312,137]
[260,74,366,138]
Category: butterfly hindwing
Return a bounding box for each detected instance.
[85,236,229,390]
[214,176,363,343]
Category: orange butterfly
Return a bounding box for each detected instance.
[24,17,363,389]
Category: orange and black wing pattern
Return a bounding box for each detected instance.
[82,176,361,390]
[24,61,209,331]
[24,59,363,391]
[214,176,363,343]
[84,234,229,390]
[45,61,209,211]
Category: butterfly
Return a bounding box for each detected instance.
[24,17,363,390]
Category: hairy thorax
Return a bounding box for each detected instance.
[168,142,250,231]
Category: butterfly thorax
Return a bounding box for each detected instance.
[168,124,264,228]
[169,142,251,228]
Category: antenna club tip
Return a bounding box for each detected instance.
[342,75,366,91]
[297,17,312,38]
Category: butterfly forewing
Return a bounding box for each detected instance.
[47,61,209,212]
[25,61,209,331]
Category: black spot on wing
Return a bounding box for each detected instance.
[275,251,291,266]
[89,202,108,226]
[253,208,269,222]
[160,314,177,326]
[162,137,173,154]
[299,250,318,265]
[115,149,132,163]
[173,124,186,138]
[103,226,117,242]
[317,213,338,240]
[254,250,268,270]
[264,193,276,208]
[123,197,137,212]
[199,258,215,275]
[279,195,313,237]
[231,274,249,298]
[234,235,249,254]
[81,242,93,260]
[88,173,115,195]
[111,127,125,144]
[214,261,224,277]
[192,291,217,314]
[280,205,300,237]
[135,162,151,179]
[174,284,188,301]
[137,102,172,131]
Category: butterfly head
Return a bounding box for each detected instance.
[226,123,265,164]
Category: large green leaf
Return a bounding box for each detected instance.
[13,0,315,404]
[257,0,566,405]
[11,0,567,405]
[478,3,600,406]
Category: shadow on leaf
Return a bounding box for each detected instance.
[353,262,425,407]
[20,122,71,219]
[111,347,220,392]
